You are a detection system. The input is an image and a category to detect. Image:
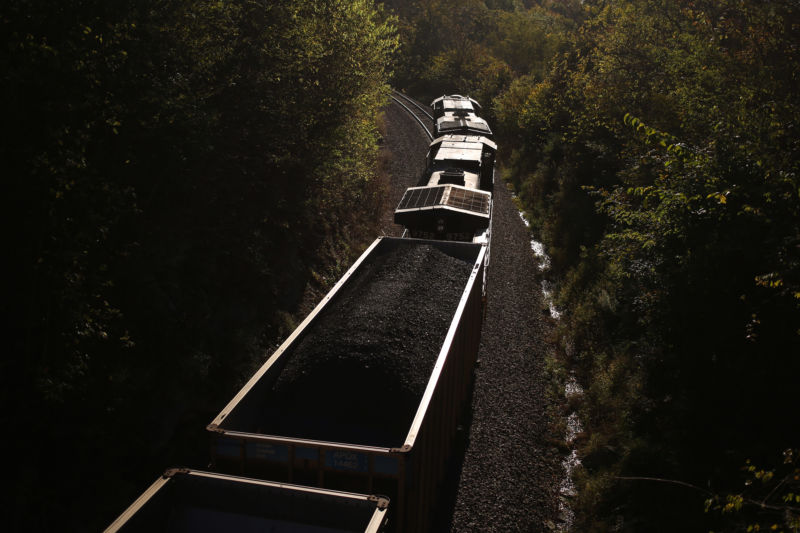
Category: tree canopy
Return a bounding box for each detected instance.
[3,1,396,529]
[390,0,799,530]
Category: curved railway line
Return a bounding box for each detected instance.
[391,90,434,122]
[390,90,433,141]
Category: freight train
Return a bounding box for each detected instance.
[106,94,495,533]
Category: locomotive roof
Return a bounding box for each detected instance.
[433,140,485,163]
[430,134,497,151]
[430,167,480,189]
[435,113,493,136]
[431,94,482,111]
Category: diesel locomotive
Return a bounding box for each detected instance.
[395,95,495,246]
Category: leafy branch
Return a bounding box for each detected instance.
[618,449,800,532]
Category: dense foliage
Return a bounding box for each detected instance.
[8,0,798,529]
[2,0,396,530]
[387,0,575,122]
[388,0,800,530]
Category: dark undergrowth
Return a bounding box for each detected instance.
[3,1,397,530]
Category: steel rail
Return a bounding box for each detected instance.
[392,90,434,121]
[390,94,433,141]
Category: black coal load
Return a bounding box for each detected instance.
[262,241,474,448]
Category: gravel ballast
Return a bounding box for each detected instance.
[263,241,475,448]
[377,103,431,236]
[447,181,562,532]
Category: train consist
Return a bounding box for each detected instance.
[395,95,494,245]
[106,94,495,533]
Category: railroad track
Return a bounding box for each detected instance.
[390,89,433,141]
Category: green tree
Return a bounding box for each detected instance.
[492,0,800,529]
[3,1,397,530]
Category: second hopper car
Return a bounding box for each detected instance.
[105,468,389,533]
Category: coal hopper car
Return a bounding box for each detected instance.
[206,237,486,532]
[104,468,389,533]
